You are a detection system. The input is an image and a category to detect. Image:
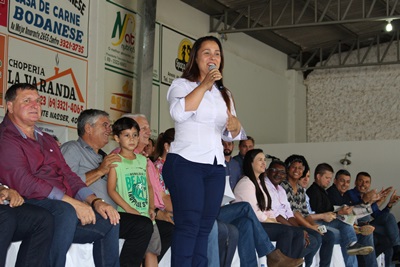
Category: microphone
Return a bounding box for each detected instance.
[266,154,280,161]
[208,64,224,90]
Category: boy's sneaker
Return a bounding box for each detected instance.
[347,243,374,255]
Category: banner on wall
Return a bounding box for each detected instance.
[104,1,137,76]
[161,26,195,86]
[7,36,88,128]
[104,70,134,123]
[103,1,139,122]
[8,0,90,57]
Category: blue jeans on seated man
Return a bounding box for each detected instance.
[356,233,378,267]
[26,198,120,267]
[304,227,335,267]
[302,227,322,267]
[207,220,239,267]
[356,212,397,267]
[372,232,394,267]
[371,212,400,247]
[0,203,54,267]
[325,225,358,267]
[371,212,399,266]
[217,202,276,267]
[217,220,238,267]
[207,221,219,267]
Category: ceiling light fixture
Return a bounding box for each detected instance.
[386,19,393,32]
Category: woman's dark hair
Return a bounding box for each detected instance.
[112,117,140,136]
[153,128,175,160]
[284,154,310,178]
[181,35,232,112]
[243,148,272,211]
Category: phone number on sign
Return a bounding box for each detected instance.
[60,39,85,54]
[45,96,84,114]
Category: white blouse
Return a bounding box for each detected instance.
[167,78,245,165]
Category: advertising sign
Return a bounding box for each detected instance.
[8,0,90,57]
[7,36,88,127]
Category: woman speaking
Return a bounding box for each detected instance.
[162,36,245,267]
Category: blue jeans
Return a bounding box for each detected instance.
[373,232,394,267]
[371,212,399,266]
[357,233,378,267]
[0,203,54,267]
[261,222,305,258]
[371,212,400,246]
[217,220,238,267]
[318,229,335,267]
[163,153,225,267]
[26,198,120,267]
[302,227,322,267]
[207,221,219,267]
[325,224,358,267]
[217,202,276,267]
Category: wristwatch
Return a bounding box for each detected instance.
[91,198,104,209]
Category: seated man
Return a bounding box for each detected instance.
[327,169,379,267]
[0,184,53,267]
[61,109,154,267]
[0,83,120,267]
[345,171,400,264]
[307,163,374,267]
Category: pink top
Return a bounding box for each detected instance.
[233,176,275,222]
[146,158,165,210]
[153,157,170,195]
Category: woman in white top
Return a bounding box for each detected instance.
[162,36,245,267]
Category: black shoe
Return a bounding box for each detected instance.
[347,243,374,255]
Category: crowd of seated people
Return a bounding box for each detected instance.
[2,83,400,267]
